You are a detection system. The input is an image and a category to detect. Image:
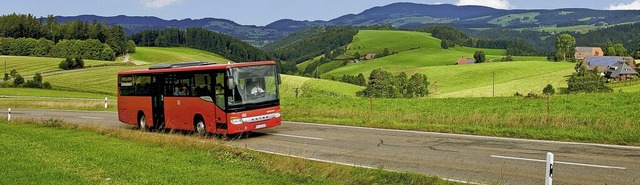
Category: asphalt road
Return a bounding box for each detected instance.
[5,109,640,185]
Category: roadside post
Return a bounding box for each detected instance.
[7,108,11,121]
[104,97,108,109]
[545,152,554,185]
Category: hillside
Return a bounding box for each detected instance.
[309,30,577,98]
[2,47,360,98]
[310,30,504,74]
[130,47,229,64]
[54,3,640,46]
[294,29,508,76]
[0,55,120,77]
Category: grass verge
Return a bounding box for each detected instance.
[281,92,640,146]
[0,119,456,185]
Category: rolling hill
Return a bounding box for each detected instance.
[1,47,362,98]
[310,30,575,98]
[54,3,640,46]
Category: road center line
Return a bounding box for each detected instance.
[268,133,324,141]
[77,116,105,120]
[490,155,626,169]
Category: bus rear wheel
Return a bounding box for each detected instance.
[138,114,148,131]
[194,119,206,136]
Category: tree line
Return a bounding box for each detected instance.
[0,14,130,59]
[357,69,429,98]
[2,69,51,89]
[128,28,274,64]
[418,25,542,56]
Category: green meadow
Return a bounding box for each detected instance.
[0,55,120,77]
[1,46,639,146]
[281,92,640,146]
[0,119,443,184]
[130,47,229,64]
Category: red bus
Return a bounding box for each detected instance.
[117,61,281,135]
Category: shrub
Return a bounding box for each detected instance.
[13,74,24,87]
[542,84,556,95]
[59,57,74,70]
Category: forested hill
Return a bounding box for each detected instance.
[53,3,640,46]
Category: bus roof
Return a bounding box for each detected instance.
[118,61,276,75]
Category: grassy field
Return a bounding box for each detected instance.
[323,58,568,98]
[418,61,575,97]
[130,47,229,64]
[488,12,540,25]
[0,119,446,184]
[0,55,119,77]
[280,75,363,98]
[281,92,640,146]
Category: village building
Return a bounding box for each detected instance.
[583,56,635,73]
[456,57,475,65]
[574,47,604,60]
[604,62,639,81]
[364,54,376,60]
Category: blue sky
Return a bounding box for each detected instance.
[2,0,640,26]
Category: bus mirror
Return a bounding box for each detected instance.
[277,74,282,85]
[227,78,235,89]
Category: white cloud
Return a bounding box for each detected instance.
[456,0,512,9]
[608,0,640,10]
[141,0,181,9]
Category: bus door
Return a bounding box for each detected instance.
[213,72,227,132]
[151,75,165,129]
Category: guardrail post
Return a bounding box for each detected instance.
[7,108,11,121]
[104,97,108,109]
[545,152,554,185]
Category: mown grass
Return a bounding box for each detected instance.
[0,87,111,99]
[130,47,229,64]
[44,66,135,95]
[0,98,116,111]
[418,61,575,97]
[0,119,451,185]
[280,75,363,98]
[0,55,118,77]
[488,12,540,25]
[281,92,640,146]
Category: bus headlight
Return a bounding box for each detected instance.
[274,112,281,118]
[230,118,243,125]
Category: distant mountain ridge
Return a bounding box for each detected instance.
[54,3,640,46]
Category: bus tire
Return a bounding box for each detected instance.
[194,117,206,136]
[138,113,148,131]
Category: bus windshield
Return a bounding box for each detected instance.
[227,65,279,110]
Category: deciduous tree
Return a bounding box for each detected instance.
[554,34,576,61]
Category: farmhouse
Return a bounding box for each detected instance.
[604,62,639,81]
[583,56,635,73]
[456,57,475,65]
[364,54,376,60]
[574,47,604,60]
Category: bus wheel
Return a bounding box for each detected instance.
[195,119,206,136]
[138,114,148,131]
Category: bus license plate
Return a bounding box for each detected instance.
[255,123,266,129]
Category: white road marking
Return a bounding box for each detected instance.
[286,121,640,150]
[268,133,324,141]
[490,155,626,169]
[77,116,105,120]
[30,113,45,116]
[250,148,484,185]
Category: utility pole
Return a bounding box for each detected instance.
[492,70,495,97]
